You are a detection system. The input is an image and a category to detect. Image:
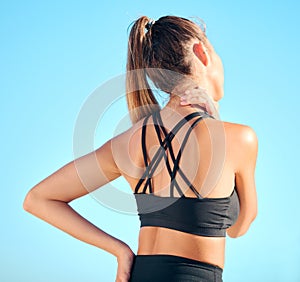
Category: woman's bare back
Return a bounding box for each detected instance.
[112,106,257,269]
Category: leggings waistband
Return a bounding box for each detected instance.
[130,254,223,282]
[135,254,223,272]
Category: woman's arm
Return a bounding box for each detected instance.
[23,139,133,259]
[227,125,258,238]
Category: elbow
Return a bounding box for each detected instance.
[227,223,253,238]
[227,212,257,238]
[247,207,258,229]
[23,189,40,213]
[227,227,243,238]
[23,191,33,213]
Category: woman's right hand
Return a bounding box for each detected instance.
[115,245,135,282]
[180,87,220,119]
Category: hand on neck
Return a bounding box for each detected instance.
[163,76,221,119]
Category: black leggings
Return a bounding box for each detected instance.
[129,254,223,282]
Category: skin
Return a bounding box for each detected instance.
[23,36,258,281]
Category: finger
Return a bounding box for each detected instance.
[188,87,208,95]
[182,90,208,103]
[182,95,207,104]
[183,90,206,98]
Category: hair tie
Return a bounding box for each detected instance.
[145,19,156,31]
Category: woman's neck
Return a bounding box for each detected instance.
[160,96,206,124]
[162,77,220,119]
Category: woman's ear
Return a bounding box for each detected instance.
[193,42,208,66]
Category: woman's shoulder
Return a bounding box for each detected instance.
[197,116,257,142]
[223,121,257,143]
[111,117,145,142]
[220,121,258,157]
[109,117,145,155]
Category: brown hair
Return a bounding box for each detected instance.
[126,15,206,123]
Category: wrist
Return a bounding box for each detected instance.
[112,240,132,260]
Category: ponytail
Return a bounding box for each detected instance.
[126,15,206,123]
[126,16,160,124]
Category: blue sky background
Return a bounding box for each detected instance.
[1,0,300,281]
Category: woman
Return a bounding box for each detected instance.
[23,15,258,282]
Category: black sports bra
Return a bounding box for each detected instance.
[134,110,240,237]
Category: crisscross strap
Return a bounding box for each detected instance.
[169,115,207,198]
[134,111,213,197]
[154,112,210,198]
[141,115,153,193]
[152,112,184,197]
